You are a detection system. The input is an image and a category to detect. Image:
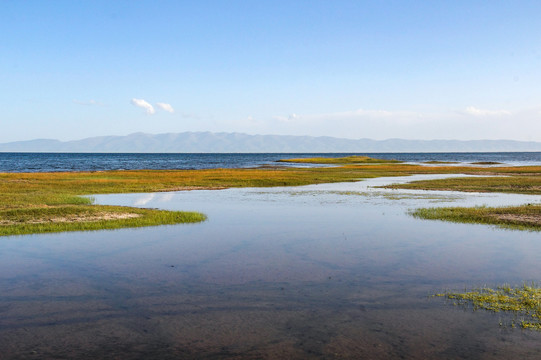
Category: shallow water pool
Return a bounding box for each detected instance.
[1,175,540,359]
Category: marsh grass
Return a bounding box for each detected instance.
[1,157,540,236]
[434,283,541,330]
[278,155,402,164]
[0,205,205,236]
[385,175,541,195]
[410,204,541,231]
[0,164,406,236]
[471,161,503,165]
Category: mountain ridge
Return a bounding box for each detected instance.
[1,132,541,153]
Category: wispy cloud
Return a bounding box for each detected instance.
[156,102,174,113]
[464,106,511,116]
[260,106,541,141]
[274,108,423,123]
[131,98,155,115]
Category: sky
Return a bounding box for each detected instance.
[1,0,540,143]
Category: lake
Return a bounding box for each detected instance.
[1,175,541,358]
[1,152,540,172]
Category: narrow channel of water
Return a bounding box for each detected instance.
[1,175,540,358]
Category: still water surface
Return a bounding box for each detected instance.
[1,152,540,172]
[1,176,541,358]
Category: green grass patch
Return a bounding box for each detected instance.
[434,283,541,330]
[277,155,402,164]
[410,204,541,231]
[0,205,206,236]
[385,176,541,195]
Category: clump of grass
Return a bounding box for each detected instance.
[471,161,502,165]
[434,283,541,330]
[278,155,402,164]
[410,204,541,231]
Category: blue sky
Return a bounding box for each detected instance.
[1,0,540,142]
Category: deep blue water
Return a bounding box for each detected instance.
[0,152,540,172]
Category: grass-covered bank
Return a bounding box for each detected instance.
[1,155,540,236]
[410,204,541,231]
[385,175,541,195]
[0,205,205,236]
[277,155,402,164]
[379,165,541,231]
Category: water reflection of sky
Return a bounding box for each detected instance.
[1,175,541,358]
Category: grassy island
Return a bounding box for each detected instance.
[1,156,540,236]
[384,174,541,195]
[411,204,541,231]
[278,155,401,164]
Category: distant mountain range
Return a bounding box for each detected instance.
[1,132,541,153]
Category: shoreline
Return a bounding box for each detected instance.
[1,156,540,236]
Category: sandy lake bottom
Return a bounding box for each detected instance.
[1,175,541,359]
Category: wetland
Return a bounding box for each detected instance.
[1,154,541,358]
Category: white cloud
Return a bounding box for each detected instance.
[131,98,155,115]
[156,102,174,113]
[464,106,511,116]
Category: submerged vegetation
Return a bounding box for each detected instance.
[434,284,541,330]
[0,155,540,236]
